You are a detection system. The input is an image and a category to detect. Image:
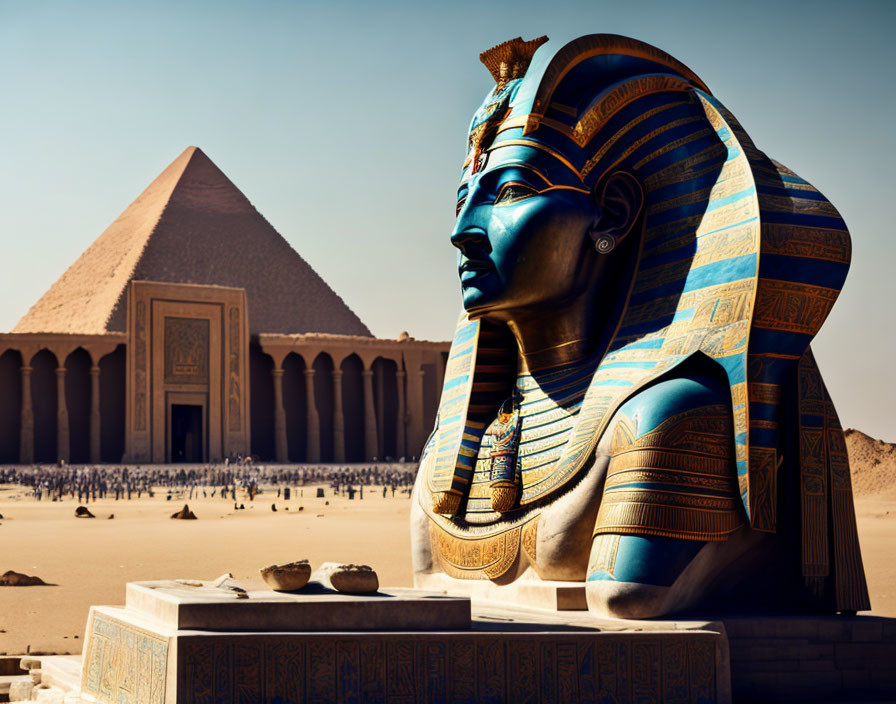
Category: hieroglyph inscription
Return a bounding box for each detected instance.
[164,318,210,385]
[228,306,241,431]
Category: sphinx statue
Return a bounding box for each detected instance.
[411,34,871,618]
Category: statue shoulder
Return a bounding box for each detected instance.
[609,373,733,456]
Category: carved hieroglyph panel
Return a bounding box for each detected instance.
[82,612,168,704]
[164,317,209,385]
[228,306,241,432]
[134,300,148,431]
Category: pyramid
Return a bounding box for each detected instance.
[13,146,371,337]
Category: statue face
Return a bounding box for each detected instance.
[451,145,596,318]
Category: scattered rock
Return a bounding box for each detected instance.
[260,560,311,591]
[74,506,94,518]
[271,503,277,512]
[170,504,197,520]
[175,579,204,587]
[107,514,114,520]
[0,570,47,586]
[312,562,379,594]
[298,506,304,511]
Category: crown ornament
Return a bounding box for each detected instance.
[480,36,549,89]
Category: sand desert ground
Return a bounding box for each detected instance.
[0,431,894,656]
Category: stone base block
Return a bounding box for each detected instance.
[125,581,470,631]
[79,603,729,703]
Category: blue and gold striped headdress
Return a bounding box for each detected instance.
[429,35,852,541]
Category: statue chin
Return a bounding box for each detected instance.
[459,278,500,317]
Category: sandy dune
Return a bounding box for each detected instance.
[0,431,894,655]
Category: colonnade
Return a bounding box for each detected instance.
[264,352,422,462]
[0,334,126,464]
[0,333,449,465]
[258,336,447,463]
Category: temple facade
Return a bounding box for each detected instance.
[0,147,448,464]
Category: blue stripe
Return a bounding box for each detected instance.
[453,323,477,345]
[629,255,756,306]
[442,375,469,391]
[761,212,844,229]
[638,134,724,179]
[750,402,779,421]
[598,361,659,370]
[716,354,746,381]
[607,481,734,498]
[750,428,778,447]
[756,184,827,201]
[759,254,847,288]
[707,186,756,213]
[618,338,664,350]
[644,185,756,228]
[749,329,812,358]
[801,413,824,428]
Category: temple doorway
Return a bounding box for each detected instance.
[170,404,203,463]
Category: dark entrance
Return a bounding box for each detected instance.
[171,404,203,462]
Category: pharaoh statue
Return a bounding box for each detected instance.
[410,34,871,618]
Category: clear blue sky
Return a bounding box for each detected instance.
[1,0,894,438]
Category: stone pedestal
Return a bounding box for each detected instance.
[75,580,730,703]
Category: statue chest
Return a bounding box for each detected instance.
[461,365,593,521]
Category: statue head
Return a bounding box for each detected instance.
[451,35,717,330]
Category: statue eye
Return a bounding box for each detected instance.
[455,197,467,217]
[495,182,538,205]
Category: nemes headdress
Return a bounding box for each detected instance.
[426,35,867,611]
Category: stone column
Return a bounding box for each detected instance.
[375,366,385,459]
[405,359,425,458]
[396,369,407,459]
[56,366,70,463]
[332,369,345,462]
[19,365,33,464]
[362,368,377,461]
[304,368,320,463]
[272,368,288,463]
[89,365,101,463]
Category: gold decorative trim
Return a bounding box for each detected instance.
[431,522,522,579]
[486,140,584,182]
[521,514,539,564]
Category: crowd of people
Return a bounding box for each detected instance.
[0,460,419,503]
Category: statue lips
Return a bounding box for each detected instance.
[459,257,494,284]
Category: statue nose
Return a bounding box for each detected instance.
[450,226,489,254]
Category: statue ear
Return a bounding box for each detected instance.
[590,171,644,253]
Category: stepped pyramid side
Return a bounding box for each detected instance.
[13,147,371,337]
